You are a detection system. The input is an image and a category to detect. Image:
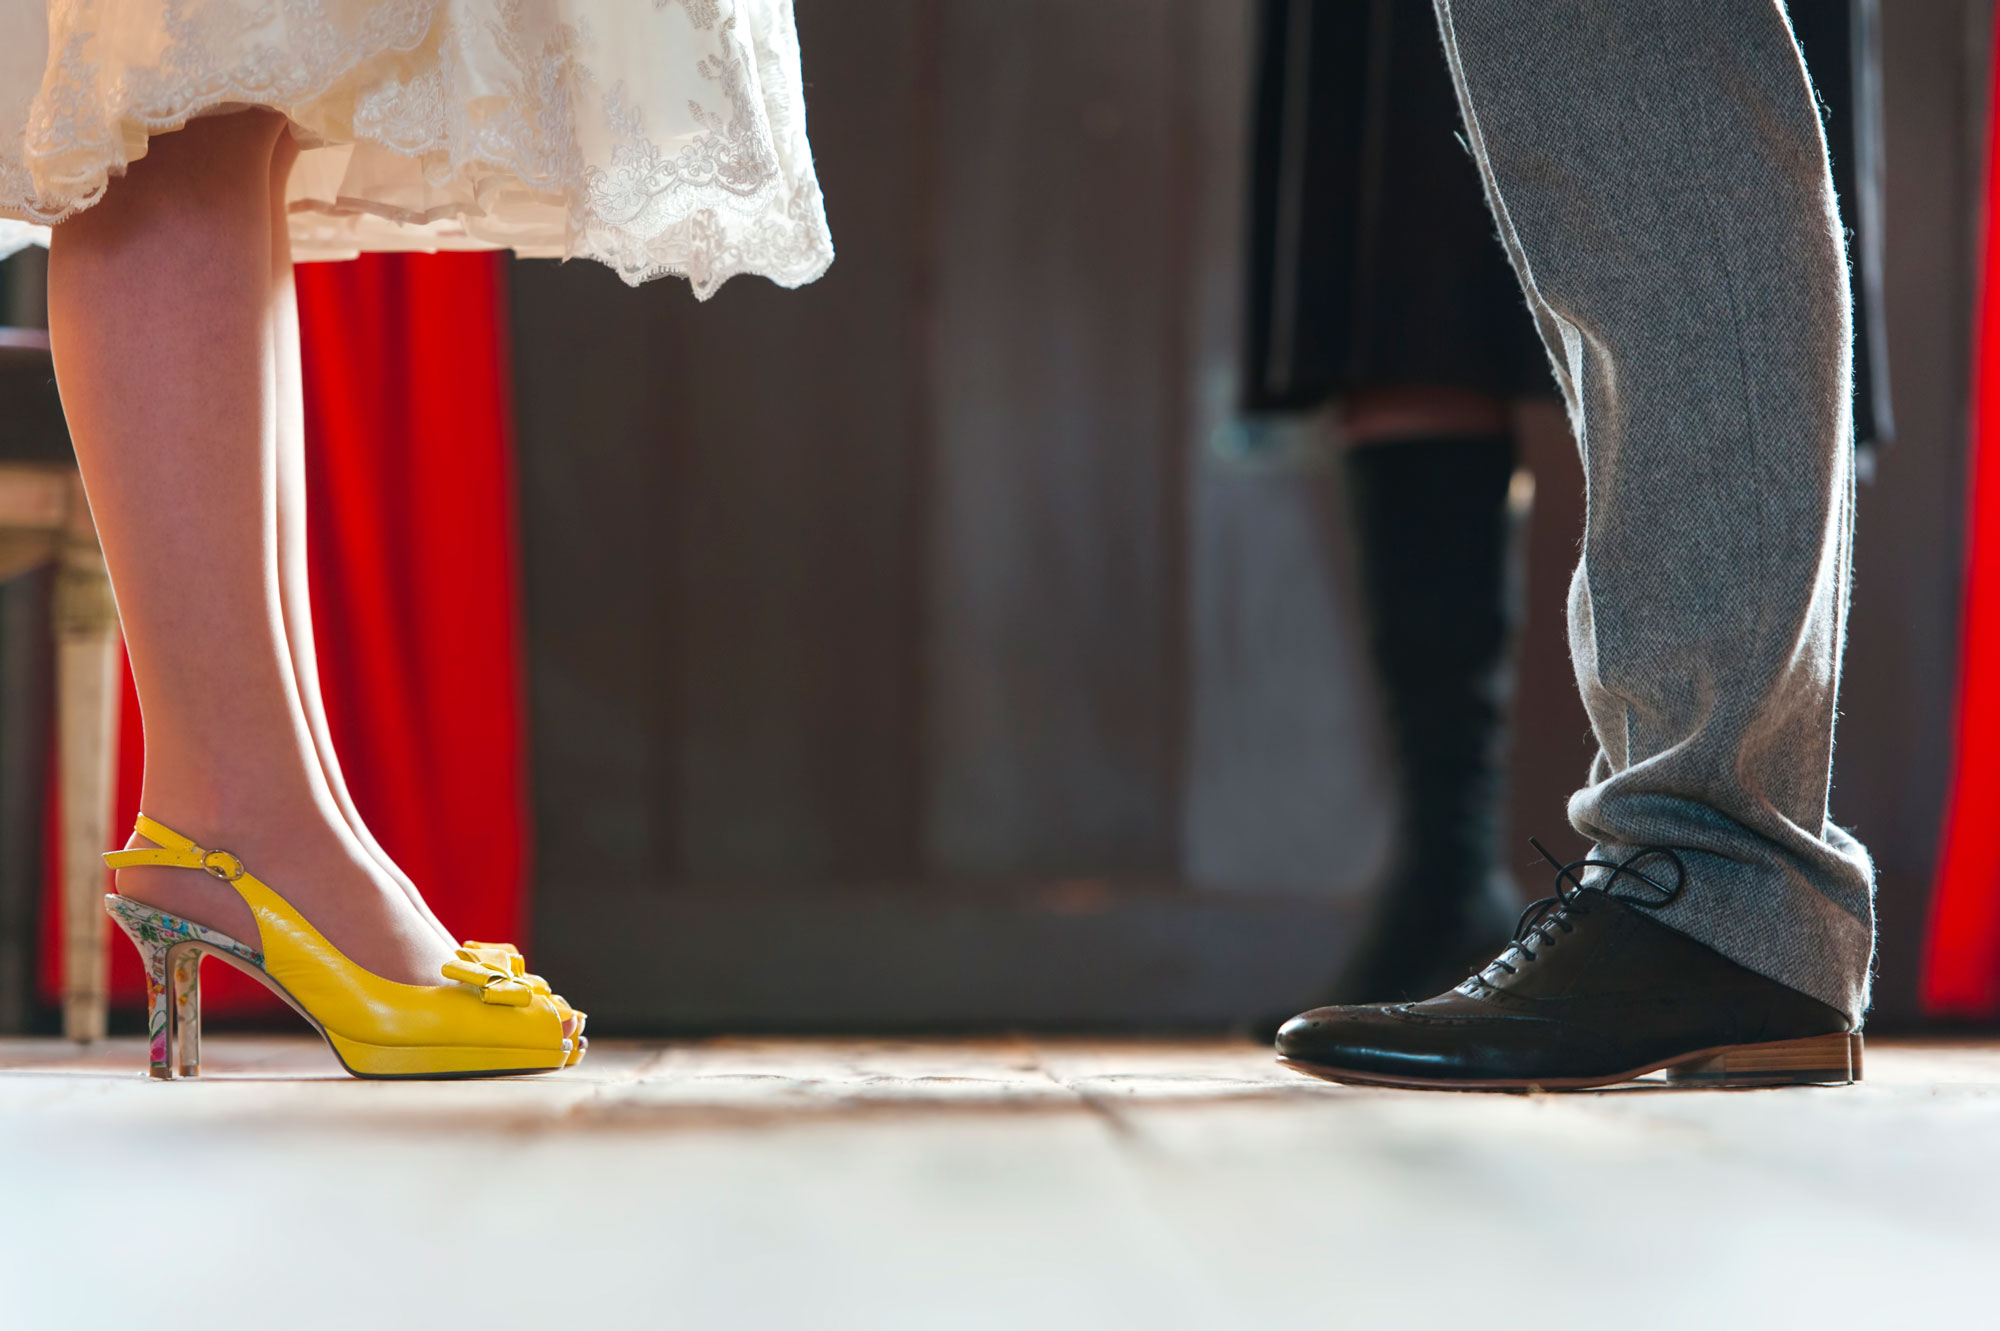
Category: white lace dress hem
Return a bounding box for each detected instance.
[0,0,833,297]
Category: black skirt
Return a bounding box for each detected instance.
[1243,0,1892,450]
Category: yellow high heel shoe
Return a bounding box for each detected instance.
[459,940,588,1067]
[103,815,571,1080]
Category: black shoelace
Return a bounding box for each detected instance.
[1479,839,1690,978]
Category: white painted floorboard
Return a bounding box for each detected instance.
[3,1037,1994,1329]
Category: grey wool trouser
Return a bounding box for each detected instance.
[1430,0,1874,1022]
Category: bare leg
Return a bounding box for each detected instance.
[264,132,458,949]
[48,112,455,986]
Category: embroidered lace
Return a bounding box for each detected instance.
[0,0,832,296]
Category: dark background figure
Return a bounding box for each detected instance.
[1244,0,1891,1004]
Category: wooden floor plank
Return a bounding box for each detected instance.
[3,1037,1996,1329]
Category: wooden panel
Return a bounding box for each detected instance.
[0,570,50,1032]
[1178,0,1394,900]
[1183,445,1396,897]
[513,258,682,883]
[538,881,1355,1029]
[0,260,58,1031]
[515,1,930,892]
[655,0,928,885]
[923,0,1192,878]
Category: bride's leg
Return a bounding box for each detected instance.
[264,130,457,948]
[47,111,456,985]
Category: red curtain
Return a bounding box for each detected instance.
[1924,19,2000,1017]
[42,252,529,1018]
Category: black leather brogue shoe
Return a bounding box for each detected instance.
[1276,843,1861,1092]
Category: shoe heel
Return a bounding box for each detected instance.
[104,898,203,1079]
[160,942,202,1079]
[1664,1032,1861,1088]
[104,895,262,1081]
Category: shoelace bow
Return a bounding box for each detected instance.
[1478,839,1690,980]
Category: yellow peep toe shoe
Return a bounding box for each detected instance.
[103,815,571,1081]
[460,940,588,1067]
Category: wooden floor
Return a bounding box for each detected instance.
[3,1036,1996,1329]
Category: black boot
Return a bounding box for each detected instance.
[1326,433,1522,1005]
[1277,844,1861,1090]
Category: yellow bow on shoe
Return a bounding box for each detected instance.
[461,940,553,993]
[441,948,538,1007]
[459,939,588,1068]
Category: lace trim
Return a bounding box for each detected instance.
[1,1,833,296]
[15,2,442,227]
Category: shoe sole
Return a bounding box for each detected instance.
[325,1031,571,1079]
[1278,1031,1862,1092]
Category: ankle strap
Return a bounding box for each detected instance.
[103,814,249,883]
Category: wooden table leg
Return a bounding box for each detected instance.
[55,476,119,1044]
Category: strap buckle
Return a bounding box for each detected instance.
[200,849,245,882]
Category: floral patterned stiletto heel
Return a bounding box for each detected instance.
[105,896,263,1080]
